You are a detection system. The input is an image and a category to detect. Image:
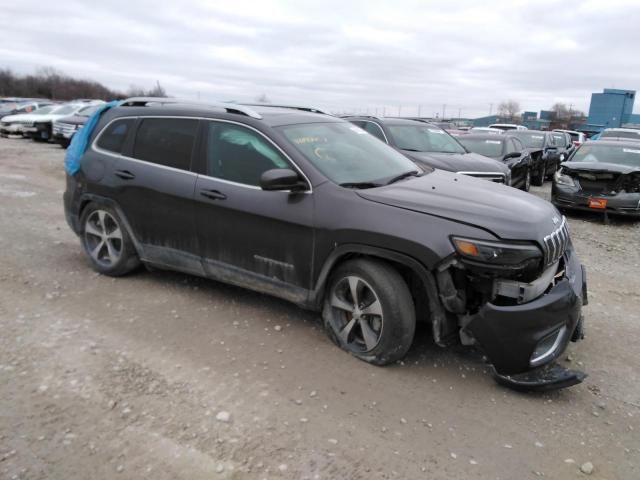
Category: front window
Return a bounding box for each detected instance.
[279,122,419,185]
[552,134,567,146]
[32,106,56,115]
[78,105,100,117]
[386,125,466,154]
[52,105,77,115]
[458,138,504,158]
[570,144,640,167]
[511,132,545,149]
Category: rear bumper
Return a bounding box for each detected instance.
[466,245,586,380]
[552,183,640,218]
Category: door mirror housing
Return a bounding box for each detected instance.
[260,168,307,192]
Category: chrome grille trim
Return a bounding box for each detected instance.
[542,217,570,266]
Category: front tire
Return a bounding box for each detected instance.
[80,203,140,277]
[322,259,416,366]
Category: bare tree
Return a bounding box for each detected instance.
[497,99,520,120]
[126,84,146,97]
[254,93,271,104]
[550,102,571,120]
[146,80,167,98]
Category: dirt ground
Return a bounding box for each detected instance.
[0,137,638,480]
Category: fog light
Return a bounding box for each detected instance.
[530,326,567,367]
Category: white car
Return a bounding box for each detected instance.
[489,123,528,131]
[0,102,102,140]
[469,127,503,135]
[553,129,586,146]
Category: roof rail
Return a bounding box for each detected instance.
[341,114,381,120]
[120,97,263,119]
[240,103,333,116]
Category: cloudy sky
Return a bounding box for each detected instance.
[3,0,640,117]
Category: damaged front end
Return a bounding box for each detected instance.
[434,217,588,390]
[552,165,640,220]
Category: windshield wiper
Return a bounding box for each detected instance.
[384,170,421,185]
[339,181,382,189]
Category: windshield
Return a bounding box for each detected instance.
[32,106,56,115]
[600,130,640,140]
[552,134,567,146]
[570,144,640,167]
[458,138,504,158]
[52,105,78,115]
[0,103,18,112]
[511,132,545,148]
[279,122,420,185]
[386,125,466,153]
[78,105,99,117]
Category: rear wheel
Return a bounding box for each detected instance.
[323,259,416,366]
[80,203,140,276]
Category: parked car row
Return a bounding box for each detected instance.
[0,98,104,145]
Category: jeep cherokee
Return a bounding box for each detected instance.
[64,98,588,390]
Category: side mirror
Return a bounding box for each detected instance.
[503,151,520,160]
[260,168,307,192]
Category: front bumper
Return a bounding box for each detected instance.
[552,183,640,218]
[0,123,24,134]
[465,245,586,381]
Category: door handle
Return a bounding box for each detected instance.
[114,169,135,180]
[200,189,227,201]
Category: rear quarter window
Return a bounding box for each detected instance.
[96,118,135,154]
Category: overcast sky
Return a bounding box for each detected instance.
[2,0,640,117]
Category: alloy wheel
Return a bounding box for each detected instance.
[327,275,384,353]
[84,210,123,267]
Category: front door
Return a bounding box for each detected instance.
[193,120,315,302]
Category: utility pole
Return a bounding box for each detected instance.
[458,108,462,119]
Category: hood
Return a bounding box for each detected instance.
[561,161,640,175]
[54,114,89,126]
[401,150,510,175]
[1,112,37,123]
[357,170,561,242]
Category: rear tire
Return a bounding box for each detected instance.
[80,203,140,277]
[532,163,545,186]
[322,259,416,366]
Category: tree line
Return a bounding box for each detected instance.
[0,67,167,101]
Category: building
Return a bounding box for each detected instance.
[587,88,635,129]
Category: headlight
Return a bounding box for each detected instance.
[451,237,542,267]
[554,170,575,187]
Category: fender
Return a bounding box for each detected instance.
[77,193,144,256]
[309,244,452,346]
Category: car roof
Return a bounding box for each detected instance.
[584,140,640,147]
[108,99,343,128]
[345,116,432,127]
[603,128,640,133]
[459,133,507,141]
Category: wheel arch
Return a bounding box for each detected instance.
[310,244,450,345]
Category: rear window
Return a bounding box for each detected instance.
[96,118,135,154]
[458,137,504,157]
[133,118,198,170]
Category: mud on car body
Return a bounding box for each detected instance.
[63,98,588,390]
[552,140,640,219]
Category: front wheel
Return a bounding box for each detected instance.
[322,259,416,366]
[80,203,140,277]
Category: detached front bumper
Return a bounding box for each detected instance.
[465,245,587,388]
[552,183,640,218]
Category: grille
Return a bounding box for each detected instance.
[542,217,570,266]
[576,172,620,194]
[16,120,34,127]
[458,171,506,184]
[53,123,76,136]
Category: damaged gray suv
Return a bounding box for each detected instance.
[64,98,588,390]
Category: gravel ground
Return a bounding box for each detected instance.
[0,137,639,480]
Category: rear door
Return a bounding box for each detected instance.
[109,116,202,272]
[192,120,315,301]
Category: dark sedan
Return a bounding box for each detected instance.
[510,130,564,185]
[552,140,640,220]
[457,134,532,191]
[346,116,511,184]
